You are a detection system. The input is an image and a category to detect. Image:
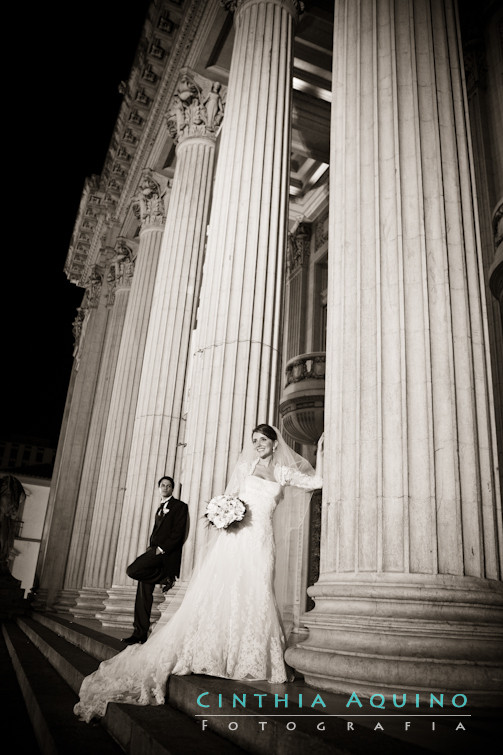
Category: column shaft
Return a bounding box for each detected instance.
[36,285,109,607]
[286,0,503,701]
[179,0,298,579]
[110,135,216,597]
[60,283,130,615]
[85,227,163,604]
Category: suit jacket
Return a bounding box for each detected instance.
[149,497,188,578]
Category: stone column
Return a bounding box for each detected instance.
[178,0,300,582]
[462,1,503,473]
[55,243,135,617]
[35,267,109,608]
[100,71,223,627]
[286,0,503,702]
[66,173,165,624]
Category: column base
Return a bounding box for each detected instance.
[72,587,109,619]
[52,589,79,615]
[96,585,163,630]
[30,586,48,611]
[285,573,503,706]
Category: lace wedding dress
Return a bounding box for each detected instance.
[74,462,321,723]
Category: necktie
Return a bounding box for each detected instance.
[159,499,170,515]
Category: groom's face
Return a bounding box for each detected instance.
[159,479,173,498]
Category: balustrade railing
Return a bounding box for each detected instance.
[284,352,326,387]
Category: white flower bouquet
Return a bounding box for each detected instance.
[205,494,246,530]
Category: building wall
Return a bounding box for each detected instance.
[0,440,55,470]
[10,475,51,597]
[35,0,503,696]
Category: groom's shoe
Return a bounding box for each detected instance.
[161,576,175,594]
[121,634,147,645]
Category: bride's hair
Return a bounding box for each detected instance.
[251,424,277,441]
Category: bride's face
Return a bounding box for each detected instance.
[252,432,275,460]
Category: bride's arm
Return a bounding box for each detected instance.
[315,432,324,480]
[276,434,324,491]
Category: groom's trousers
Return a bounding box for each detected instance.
[127,547,174,639]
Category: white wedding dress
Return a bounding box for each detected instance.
[74,463,321,723]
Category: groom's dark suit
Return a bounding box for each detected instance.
[126,495,188,641]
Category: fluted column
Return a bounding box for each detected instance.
[35,268,109,608]
[100,72,223,627]
[177,0,300,587]
[56,244,135,617]
[69,173,166,625]
[286,0,503,702]
[463,1,503,473]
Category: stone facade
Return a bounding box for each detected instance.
[36,0,502,701]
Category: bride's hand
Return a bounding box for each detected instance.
[317,432,324,454]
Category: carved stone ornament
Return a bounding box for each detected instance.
[85,267,103,308]
[493,200,503,250]
[72,306,90,368]
[221,0,304,16]
[489,200,503,307]
[287,222,311,274]
[131,169,166,227]
[109,239,135,295]
[166,73,225,144]
[106,265,117,307]
[314,209,329,250]
[72,308,86,350]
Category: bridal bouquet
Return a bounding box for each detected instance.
[205,494,246,530]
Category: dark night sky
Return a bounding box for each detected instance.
[3,2,151,447]
[3,2,486,452]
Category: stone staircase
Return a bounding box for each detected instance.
[2,611,500,754]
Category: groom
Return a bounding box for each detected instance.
[122,475,188,645]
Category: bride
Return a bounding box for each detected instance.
[74,423,323,723]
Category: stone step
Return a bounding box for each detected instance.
[167,674,432,755]
[25,611,500,754]
[31,610,123,662]
[8,614,246,755]
[2,619,121,755]
[1,624,41,753]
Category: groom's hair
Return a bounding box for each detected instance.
[158,475,175,487]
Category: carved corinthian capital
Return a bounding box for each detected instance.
[85,266,103,308]
[221,0,304,16]
[287,222,311,275]
[131,169,166,228]
[106,265,117,307]
[108,239,135,300]
[493,200,503,251]
[72,305,90,368]
[72,307,86,351]
[165,71,226,144]
[489,200,503,310]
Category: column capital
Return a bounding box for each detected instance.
[165,70,226,145]
[489,199,503,307]
[493,199,503,251]
[84,265,103,309]
[72,307,87,360]
[221,0,304,19]
[131,169,166,229]
[107,238,135,305]
[72,266,103,367]
[287,221,311,276]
